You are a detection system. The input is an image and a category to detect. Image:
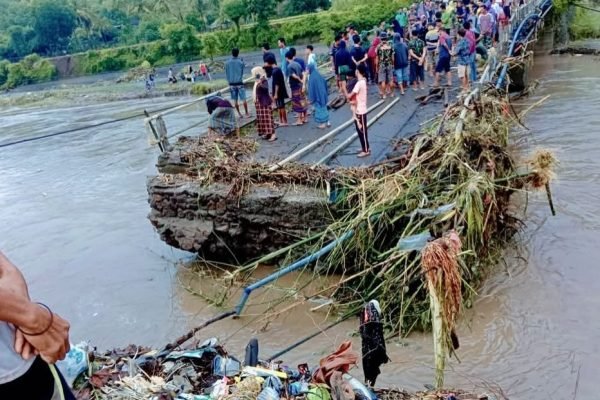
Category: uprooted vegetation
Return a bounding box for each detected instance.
[162,90,556,337]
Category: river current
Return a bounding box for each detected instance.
[0,48,598,398]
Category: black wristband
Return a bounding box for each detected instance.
[17,302,53,336]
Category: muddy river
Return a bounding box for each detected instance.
[1,47,598,398]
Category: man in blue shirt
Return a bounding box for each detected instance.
[225,48,250,119]
[288,47,306,71]
[278,38,290,76]
[454,28,471,91]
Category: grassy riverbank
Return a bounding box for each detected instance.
[0,79,227,108]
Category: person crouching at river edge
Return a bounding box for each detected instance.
[306,64,330,129]
[347,64,370,158]
[252,66,277,142]
[206,95,239,136]
[0,250,74,399]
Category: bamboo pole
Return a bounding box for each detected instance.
[311,97,401,167]
[428,279,446,389]
[267,100,385,172]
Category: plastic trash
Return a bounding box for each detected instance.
[56,342,89,387]
[289,381,310,396]
[177,395,211,400]
[257,387,279,400]
[209,377,229,398]
[397,231,432,251]
[306,385,332,400]
[263,375,283,394]
[342,374,378,400]
[199,337,218,349]
[242,366,287,379]
[212,355,242,377]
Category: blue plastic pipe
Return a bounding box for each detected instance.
[235,229,355,315]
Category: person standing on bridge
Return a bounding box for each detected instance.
[392,33,409,95]
[375,32,395,99]
[252,66,277,142]
[0,250,74,399]
[267,58,289,127]
[454,28,472,91]
[225,48,251,120]
[408,28,427,91]
[278,38,290,77]
[433,27,453,87]
[306,63,330,129]
[347,64,370,158]
[286,51,308,126]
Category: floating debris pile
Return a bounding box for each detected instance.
[70,338,485,400]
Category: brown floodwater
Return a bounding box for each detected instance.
[0,45,598,399]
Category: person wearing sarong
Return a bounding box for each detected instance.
[206,95,239,136]
[306,64,330,129]
[285,51,307,125]
[251,66,276,142]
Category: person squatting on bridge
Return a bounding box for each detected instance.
[206,95,239,136]
[252,66,277,142]
[0,251,74,399]
[347,64,370,158]
[225,48,251,120]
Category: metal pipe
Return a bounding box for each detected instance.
[267,100,385,172]
[234,229,355,316]
[495,0,552,89]
[312,97,401,167]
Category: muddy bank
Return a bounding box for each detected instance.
[549,46,600,55]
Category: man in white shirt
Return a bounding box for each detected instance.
[0,251,72,398]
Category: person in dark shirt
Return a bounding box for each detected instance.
[206,96,239,136]
[330,34,342,92]
[335,40,353,96]
[262,42,277,98]
[434,27,453,87]
[350,35,367,76]
[392,33,409,95]
[289,47,306,71]
[266,58,288,126]
[262,42,277,66]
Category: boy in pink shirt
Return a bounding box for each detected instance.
[347,64,370,157]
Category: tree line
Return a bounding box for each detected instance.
[0,0,330,61]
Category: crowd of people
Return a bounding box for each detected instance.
[208,0,522,156]
[167,62,213,84]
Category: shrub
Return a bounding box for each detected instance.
[190,79,228,95]
[160,23,202,62]
[0,54,57,88]
[0,60,9,86]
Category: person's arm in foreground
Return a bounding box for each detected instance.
[0,251,70,364]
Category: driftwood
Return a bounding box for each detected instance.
[163,310,236,351]
[416,87,445,105]
[550,47,600,56]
